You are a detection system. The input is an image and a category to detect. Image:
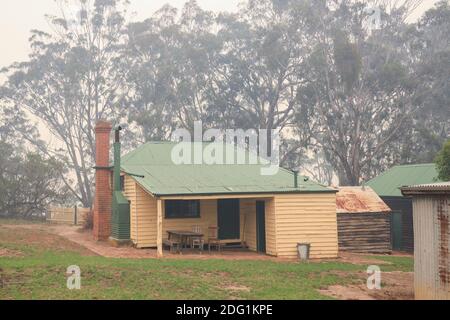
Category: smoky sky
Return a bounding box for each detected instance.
[0,0,439,76]
[0,0,240,69]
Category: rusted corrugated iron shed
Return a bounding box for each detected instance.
[336,187,391,214]
[402,182,450,300]
[336,187,392,254]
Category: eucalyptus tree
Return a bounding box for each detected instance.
[399,0,450,163]
[295,0,421,185]
[123,0,221,142]
[0,0,129,206]
[209,0,316,158]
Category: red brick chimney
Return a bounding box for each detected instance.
[93,120,112,241]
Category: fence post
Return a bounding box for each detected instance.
[74,206,78,226]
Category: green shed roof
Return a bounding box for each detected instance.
[366,163,440,197]
[120,142,334,196]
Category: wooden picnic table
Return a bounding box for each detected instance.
[167,230,204,254]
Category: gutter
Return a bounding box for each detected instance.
[156,189,338,198]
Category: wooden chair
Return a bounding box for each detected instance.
[191,225,204,253]
[165,231,183,253]
[208,226,222,253]
[163,239,180,253]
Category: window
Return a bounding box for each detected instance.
[165,200,200,219]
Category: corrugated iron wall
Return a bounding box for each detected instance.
[413,195,450,300]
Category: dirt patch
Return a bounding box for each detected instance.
[225,285,250,291]
[223,285,251,292]
[320,285,375,300]
[368,271,414,300]
[203,271,231,278]
[319,271,414,300]
[220,283,251,299]
[0,248,24,258]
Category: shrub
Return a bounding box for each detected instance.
[435,140,450,181]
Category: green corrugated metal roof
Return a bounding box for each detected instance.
[366,163,440,197]
[120,142,334,196]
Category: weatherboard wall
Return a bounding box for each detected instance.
[273,193,338,259]
[122,175,158,247]
[123,175,138,241]
[265,198,277,256]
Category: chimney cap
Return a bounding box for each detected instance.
[95,120,112,132]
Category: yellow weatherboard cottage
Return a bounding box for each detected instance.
[115,141,338,259]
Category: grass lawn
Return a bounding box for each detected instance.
[0,222,413,300]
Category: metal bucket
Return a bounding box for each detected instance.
[297,243,311,261]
